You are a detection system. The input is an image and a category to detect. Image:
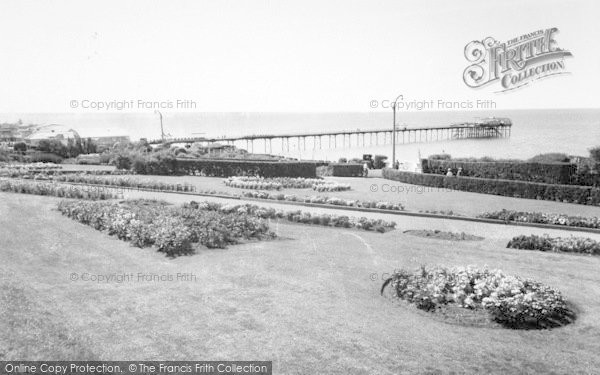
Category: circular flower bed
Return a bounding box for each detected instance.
[382,265,576,329]
[223,176,326,190]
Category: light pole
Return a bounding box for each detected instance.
[391,94,403,169]
[155,110,165,143]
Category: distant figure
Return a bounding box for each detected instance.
[446,168,453,177]
[363,162,369,177]
[394,160,400,170]
[456,167,463,176]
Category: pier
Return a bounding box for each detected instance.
[148,120,512,153]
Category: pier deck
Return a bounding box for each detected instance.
[149,121,512,153]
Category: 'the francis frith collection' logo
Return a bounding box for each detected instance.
[463,28,572,92]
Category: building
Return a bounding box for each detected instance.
[26,124,81,146]
[0,122,39,144]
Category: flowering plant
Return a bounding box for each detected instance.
[240,191,404,211]
[223,176,326,190]
[507,234,600,255]
[478,209,600,229]
[384,265,573,328]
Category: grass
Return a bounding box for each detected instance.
[57,165,600,218]
[2,192,600,373]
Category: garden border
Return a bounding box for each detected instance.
[5,177,600,235]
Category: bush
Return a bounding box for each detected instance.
[528,153,571,163]
[27,152,63,164]
[99,153,111,164]
[383,168,600,206]
[383,265,574,328]
[373,155,388,169]
[113,154,132,170]
[428,153,452,160]
[13,142,27,152]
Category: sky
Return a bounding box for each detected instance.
[0,0,598,115]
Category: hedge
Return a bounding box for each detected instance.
[422,159,576,185]
[128,157,325,178]
[382,168,600,206]
[317,163,363,177]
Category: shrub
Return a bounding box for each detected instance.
[373,155,388,169]
[383,265,574,328]
[528,153,571,163]
[27,152,64,164]
[428,153,452,160]
[383,168,600,206]
[13,142,27,152]
[113,154,132,170]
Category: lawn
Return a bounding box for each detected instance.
[57,164,600,218]
[2,192,600,374]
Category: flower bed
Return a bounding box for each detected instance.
[382,265,575,329]
[51,173,196,192]
[403,230,483,241]
[184,201,396,232]
[58,200,275,256]
[0,179,117,200]
[0,162,62,170]
[223,176,333,190]
[312,182,351,192]
[1,171,196,193]
[240,190,403,211]
[478,209,600,229]
[507,234,600,255]
[0,166,129,178]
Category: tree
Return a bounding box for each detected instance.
[37,139,68,158]
[589,146,600,174]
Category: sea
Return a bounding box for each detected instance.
[3,109,600,163]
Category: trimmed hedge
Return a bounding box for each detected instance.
[423,159,576,185]
[130,157,324,178]
[317,163,363,177]
[382,168,600,205]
